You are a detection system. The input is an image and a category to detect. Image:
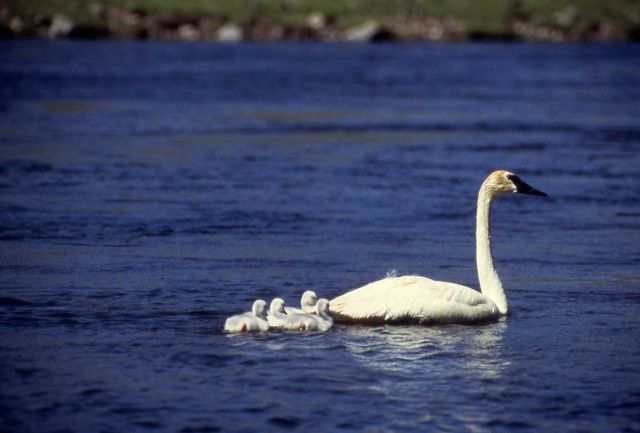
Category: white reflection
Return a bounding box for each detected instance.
[338,321,510,430]
[341,320,509,386]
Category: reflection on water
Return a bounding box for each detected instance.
[343,321,508,384]
[339,322,509,430]
[467,322,510,381]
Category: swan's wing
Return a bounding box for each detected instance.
[330,275,497,324]
[224,312,254,332]
[244,316,269,332]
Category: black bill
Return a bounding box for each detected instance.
[507,174,548,197]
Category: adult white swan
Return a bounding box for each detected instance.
[330,170,547,325]
[224,299,269,332]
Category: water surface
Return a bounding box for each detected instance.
[1,40,639,432]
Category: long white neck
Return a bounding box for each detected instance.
[476,188,508,315]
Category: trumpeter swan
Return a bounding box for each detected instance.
[330,170,547,325]
[224,299,269,332]
[285,290,318,315]
[267,298,288,328]
[284,299,333,331]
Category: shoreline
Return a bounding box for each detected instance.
[3,2,640,44]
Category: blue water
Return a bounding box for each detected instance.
[1,40,640,432]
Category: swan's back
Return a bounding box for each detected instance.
[224,299,269,333]
[330,275,499,324]
[283,312,319,331]
[224,312,269,332]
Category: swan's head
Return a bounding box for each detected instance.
[301,290,317,309]
[483,170,547,198]
[252,299,268,318]
[270,298,286,315]
[315,298,330,315]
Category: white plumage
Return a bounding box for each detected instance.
[267,298,288,328]
[283,299,333,331]
[224,299,269,332]
[284,290,317,315]
[330,275,498,325]
[330,170,547,325]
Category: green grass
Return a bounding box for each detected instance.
[4,0,640,38]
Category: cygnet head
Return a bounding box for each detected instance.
[301,290,317,308]
[270,298,286,315]
[482,170,547,198]
[252,299,268,318]
[315,298,330,315]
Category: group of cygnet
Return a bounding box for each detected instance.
[224,290,333,333]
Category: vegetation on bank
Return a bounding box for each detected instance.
[3,0,640,42]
